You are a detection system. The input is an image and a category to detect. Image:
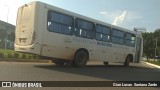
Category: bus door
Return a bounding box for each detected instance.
[135,37,142,63]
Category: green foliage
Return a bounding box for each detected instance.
[33,54,39,59]
[22,53,26,59]
[0,49,39,59]
[14,53,19,58]
[7,52,14,58]
[142,29,160,59]
[147,60,160,66]
[28,54,32,59]
[0,52,4,58]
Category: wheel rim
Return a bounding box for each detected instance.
[77,52,87,64]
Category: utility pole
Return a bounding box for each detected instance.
[4,5,9,50]
[5,5,9,23]
[154,38,157,61]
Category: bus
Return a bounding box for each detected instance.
[15,1,143,67]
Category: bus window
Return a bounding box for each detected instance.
[47,11,74,35]
[111,29,124,45]
[75,19,94,39]
[95,24,110,42]
[125,33,135,47]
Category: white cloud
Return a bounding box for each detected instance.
[99,10,125,23]
[99,10,143,28]
[99,11,108,15]
[112,11,127,25]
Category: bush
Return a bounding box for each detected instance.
[148,60,160,66]
[0,49,39,59]
[7,52,14,58]
[28,54,33,59]
[22,53,26,59]
[33,54,39,59]
[14,53,19,58]
[0,52,4,58]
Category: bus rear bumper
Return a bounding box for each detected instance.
[14,43,41,55]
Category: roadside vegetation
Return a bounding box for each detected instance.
[142,29,160,60]
[0,49,39,60]
[147,60,160,66]
[142,29,160,66]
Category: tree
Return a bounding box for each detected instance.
[154,29,160,58]
[142,29,160,60]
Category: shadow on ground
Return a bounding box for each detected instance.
[34,64,160,81]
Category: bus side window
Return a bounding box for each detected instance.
[47,11,74,35]
[125,33,135,47]
[95,24,110,42]
[75,19,94,39]
[111,29,124,45]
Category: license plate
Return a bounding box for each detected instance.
[19,48,26,50]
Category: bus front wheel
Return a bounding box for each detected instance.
[72,50,88,67]
[124,55,130,67]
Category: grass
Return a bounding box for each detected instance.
[0,49,39,60]
[147,60,160,66]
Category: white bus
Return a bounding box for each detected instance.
[15,1,143,67]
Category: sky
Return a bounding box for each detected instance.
[0,0,160,32]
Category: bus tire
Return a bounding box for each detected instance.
[124,55,130,67]
[103,62,109,66]
[72,50,88,67]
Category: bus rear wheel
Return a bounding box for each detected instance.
[53,59,65,66]
[103,62,109,66]
[72,50,88,67]
[124,55,130,67]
